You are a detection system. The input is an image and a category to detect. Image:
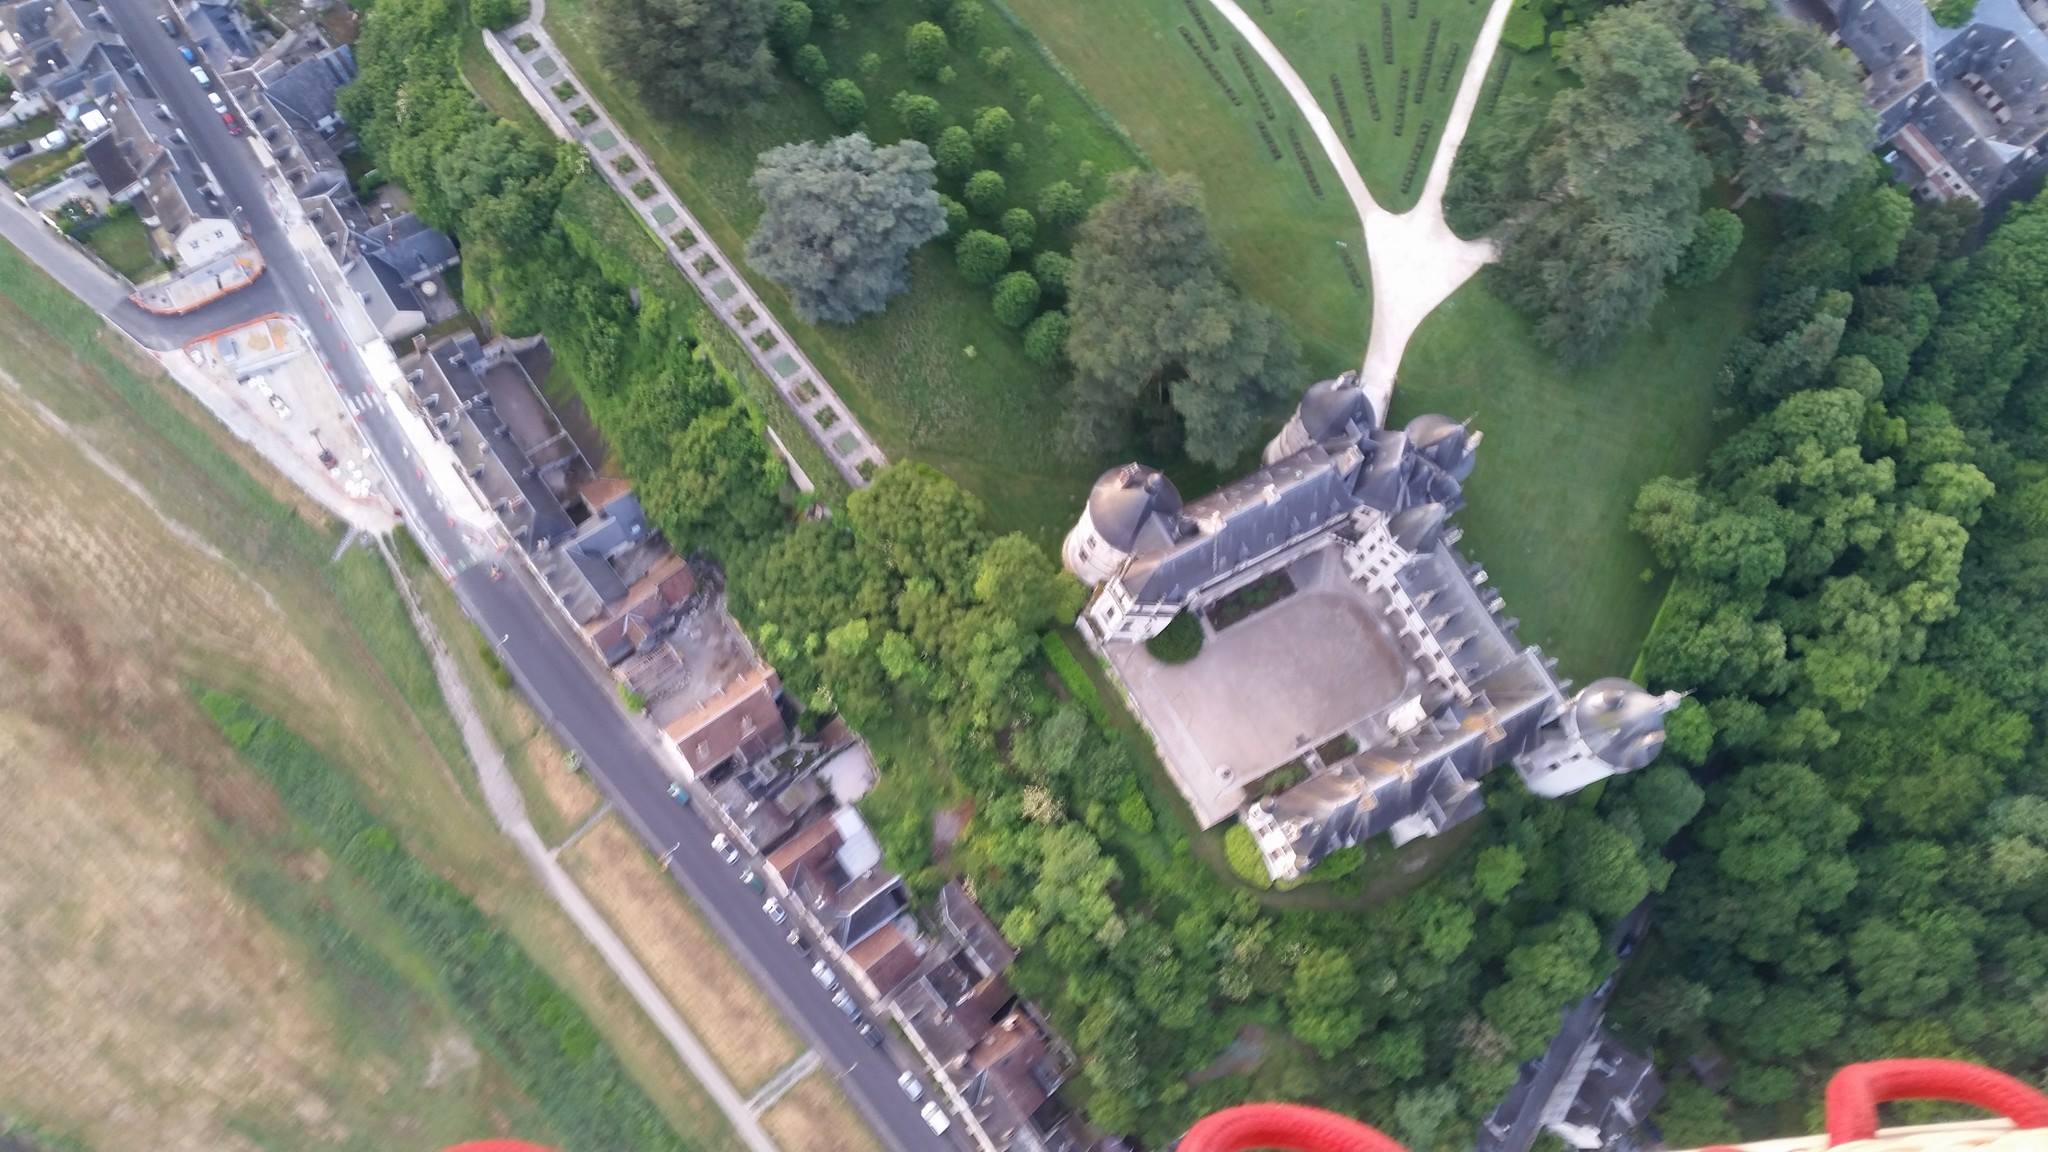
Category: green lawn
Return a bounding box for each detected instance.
[996,0,1367,376]
[3,142,81,191]
[544,0,1149,545]
[1390,208,1773,681]
[0,110,56,148]
[79,211,161,281]
[1245,0,1491,212]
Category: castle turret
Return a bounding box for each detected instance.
[1063,463,1182,586]
[1404,413,1482,481]
[1264,372,1376,464]
[1514,678,1682,798]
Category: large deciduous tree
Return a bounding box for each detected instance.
[598,0,778,120]
[744,134,948,324]
[1064,172,1299,466]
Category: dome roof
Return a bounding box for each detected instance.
[1297,374,1376,443]
[1573,678,1678,772]
[1086,464,1181,553]
[1389,501,1448,552]
[1405,413,1464,447]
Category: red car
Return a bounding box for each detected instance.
[221,110,242,135]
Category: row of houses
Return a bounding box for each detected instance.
[397,325,1100,1151]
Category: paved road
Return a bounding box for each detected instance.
[95,7,951,1150]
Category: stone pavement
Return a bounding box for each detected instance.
[484,24,886,489]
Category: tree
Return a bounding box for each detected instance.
[1032,250,1070,297]
[963,169,1006,213]
[933,125,976,179]
[1473,844,1527,905]
[598,0,778,119]
[643,402,785,547]
[906,21,949,78]
[769,0,812,53]
[1038,179,1086,228]
[1930,0,1976,24]
[972,105,1014,154]
[1673,208,1743,287]
[992,271,1041,328]
[1064,172,1299,466]
[890,91,943,141]
[1563,812,1654,920]
[1286,948,1365,1057]
[470,0,527,30]
[973,533,1083,631]
[939,194,968,239]
[821,77,867,128]
[792,43,830,87]
[744,134,947,324]
[954,229,1011,285]
[1393,1086,1462,1149]
[999,207,1036,253]
[945,0,981,40]
[1023,309,1069,366]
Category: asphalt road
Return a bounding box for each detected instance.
[94,6,953,1150]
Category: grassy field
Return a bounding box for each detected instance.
[761,1070,884,1152]
[0,238,743,1152]
[995,0,1367,375]
[78,212,160,282]
[564,817,804,1095]
[2,143,80,191]
[1245,0,1491,212]
[1390,210,1772,682]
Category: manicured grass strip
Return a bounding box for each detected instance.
[79,211,161,281]
[197,690,707,1152]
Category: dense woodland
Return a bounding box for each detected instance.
[339,0,2046,1146]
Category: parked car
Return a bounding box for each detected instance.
[761,897,785,924]
[856,1020,882,1048]
[207,91,224,112]
[178,44,197,63]
[809,959,838,991]
[189,64,210,87]
[897,1071,924,1102]
[665,781,690,806]
[830,989,858,1020]
[158,14,179,36]
[221,111,241,135]
[739,868,763,893]
[1,142,29,160]
[710,832,738,865]
[268,394,292,419]
[920,1102,951,1135]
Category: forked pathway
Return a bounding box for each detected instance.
[1202,0,1514,416]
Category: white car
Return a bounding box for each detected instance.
[897,1071,924,1102]
[190,64,211,87]
[810,959,838,991]
[920,1102,950,1135]
[761,897,785,924]
[268,394,291,419]
[710,832,739,865]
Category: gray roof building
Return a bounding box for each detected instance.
[1483,1026,1662,1152]
[1065,373,1680,880]
[0,0,118,100]
[1818,0,2048,202]
[187,0,258,65]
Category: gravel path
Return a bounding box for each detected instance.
[1201,0,1513,417]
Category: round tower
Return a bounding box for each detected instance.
[1403,413,1482,480]
[1063,463,1182,586]
[1515,678,1683,798]
[1264,372,1377,464]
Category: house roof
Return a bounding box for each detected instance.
[256,41,353,129]
[939,882,1016,976]
[82,130,137,193]
[846,922,924,999]
[346,252,420,322]
[354,211,458,278]
[766,811,843,877]
[663,664,787,772]
[192,0,256,63]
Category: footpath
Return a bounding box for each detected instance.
[483,21,885,489]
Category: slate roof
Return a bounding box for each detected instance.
[354,212,458,279]
[346,251,421,325]
[191,0,256,63]
[82,129,136,192]
[255,42,353,130]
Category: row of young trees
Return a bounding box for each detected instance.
[1611,170,2048,1140]
[1446,0,1873,360]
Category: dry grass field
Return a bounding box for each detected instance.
[760,1070,884,1152]
[565,816,803,1094]
[0,241,742,1152]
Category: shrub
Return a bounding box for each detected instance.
[934,125,975,178]
[992,270,1041,327]
[979,45,1015,78]
[1305,844,1365,885]
[946,0,982,41]
[1930,0,1976,23]
[906,21,949,78]
[1501,1,1547,51]
[477,637,514,689]
[809,0,841,17]
[999,206,1036,252]
[470,0,527,29]
[1117,786,1155,833]
[972,105,1014,154]
[964,168,1007,212]
[937,64,958,85]
[1023,308,1068,365]
[794,43,831,87]
[1145,613,1203,663]
[1039,632,1111,728]
[822,77,867,128]
[1225,824,1274,889]
[891,90,944,140]
[1031,249,1070,296]
[1003,142,1026,169]
[620,682,648,711]
[771,0,813,53]
[955,228,1011,285]
[940,194,969,239]
[1038,179,1085,228]
[1672,207,1744,287]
